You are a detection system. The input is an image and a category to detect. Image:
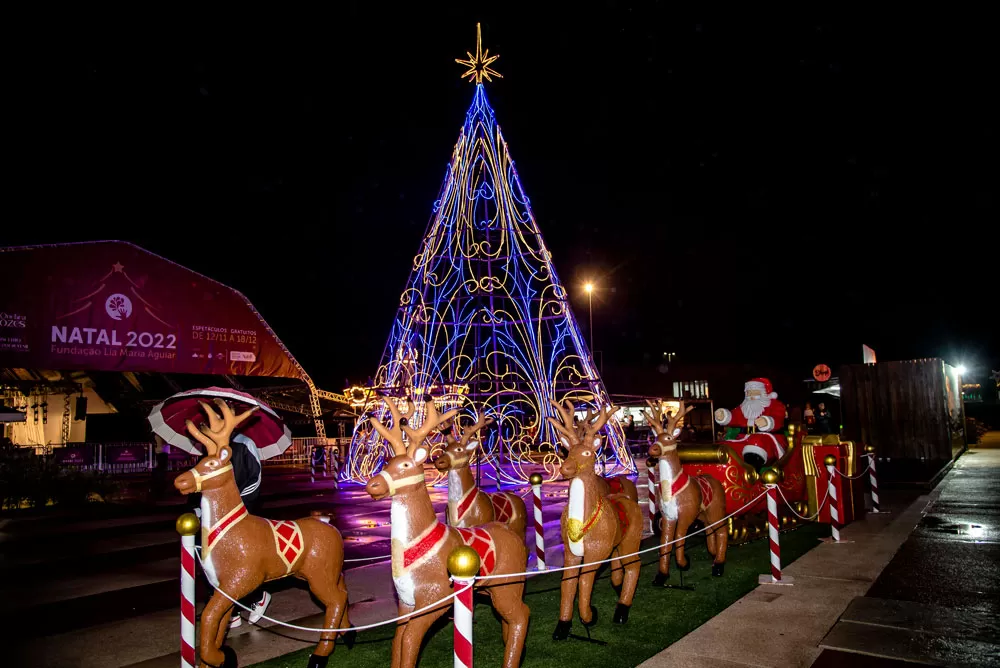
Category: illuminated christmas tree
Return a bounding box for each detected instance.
[345,25,634,484]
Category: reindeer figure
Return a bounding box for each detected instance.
[645,400,728,583]
[365,395,530,668]
[566,401,640,503]
[174,400,351,668]
[549,399,643,640]
[433,412,528,539]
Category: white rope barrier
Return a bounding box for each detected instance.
[776,482,831,522]
[832,453,874,480]
[343,554,391,563]
[193,546,459,634]
[475,489,770,581]
[189,470,842,635]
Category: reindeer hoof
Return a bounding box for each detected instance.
[307,654,330,668]
[343,629,358,649]
[613,603,631,624]
[221,645,239,668]
[712,563,725,577]
[582,605,599,628]
[553,620,572,640]
[652,572,668,587]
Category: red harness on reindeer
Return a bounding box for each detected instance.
[663,471,715,510]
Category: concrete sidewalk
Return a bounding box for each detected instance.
[638,476,929,667]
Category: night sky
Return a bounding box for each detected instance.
[6,6,996,392]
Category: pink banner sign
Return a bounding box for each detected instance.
[0,241,302,379]
[53,446,94,466]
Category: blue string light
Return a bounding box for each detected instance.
[345,85,635,484]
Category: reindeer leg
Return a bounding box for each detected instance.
[705,516,718,558]
[308,579,348,662]
[488,580,530,668]
[390,616,408,668]
[337,572,357,647]
[398,603,450,668]
[577,559,601,628]
[712,507,729,577]
[674,511,693,571]
[554,551,582,640]
[199,591,232,668]
[653,517,676,586]
[610,546,624,594]
[615,531,643,623]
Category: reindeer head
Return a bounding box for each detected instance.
[365,394,458,500]
[173,399,258,495]
[547,398,617,479]
[433,412,493,472]
[644,400,694,457]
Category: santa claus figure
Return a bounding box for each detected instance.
[714,378,787,469]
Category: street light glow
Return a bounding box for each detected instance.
[584,282,594,294]
[956,365,968,375]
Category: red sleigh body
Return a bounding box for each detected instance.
[675,425,865,543]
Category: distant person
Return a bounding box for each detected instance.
[151,436,170,501]
[191,431,271,628]
[816,403,833,434]
[804,403,816,433]
[328,447,340,490]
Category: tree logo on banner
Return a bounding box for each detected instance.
[105,293,133,321]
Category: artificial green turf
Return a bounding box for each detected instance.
[252,523,825,667]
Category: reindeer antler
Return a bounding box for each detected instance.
[665,401,694,436]
[547,398,579,445]
[369,397,409,456]
[644,400,665,437]
[457,412,494,446]
[401,395,459,458]
[185,398,258,456]
[644,400,695,443]
[581,404,618,445]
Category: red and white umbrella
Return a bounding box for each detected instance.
[148,387,292,460]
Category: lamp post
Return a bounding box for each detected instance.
[584,282,594,363]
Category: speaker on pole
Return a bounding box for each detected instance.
[74,396,88,421]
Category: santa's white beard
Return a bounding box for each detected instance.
[740,396,771,421]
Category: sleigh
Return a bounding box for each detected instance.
[676,424,865,544]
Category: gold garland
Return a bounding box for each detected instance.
[567,497,604,542]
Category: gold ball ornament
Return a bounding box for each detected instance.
[864,445,875,454]
[761,468,783,485]
[529,473,543,486]
[176,512,200,536]
[824,455,837,466]
[448,546,481,579]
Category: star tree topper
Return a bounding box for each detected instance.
[455,23,502,84]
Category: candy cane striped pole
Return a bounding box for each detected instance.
[529,473,546,570]
[758,470,792,584]
[865,446,880,513]
[176,513,200,668]
[448,547,480,668]
[824,455,841,542]
[645,458,658,535]
[310,445,316,484]
[766,484,782,581]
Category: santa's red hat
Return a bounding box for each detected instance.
[745,377,778,400]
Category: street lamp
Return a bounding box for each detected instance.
[583,282,594,360]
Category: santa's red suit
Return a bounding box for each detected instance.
[715,378,787,466]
